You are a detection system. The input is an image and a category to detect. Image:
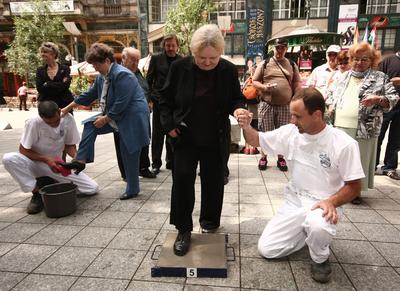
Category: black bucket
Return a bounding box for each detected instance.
[39,182,77,218]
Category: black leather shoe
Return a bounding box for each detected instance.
[151,167,160,175]
[140,168,157,178]
[119,193,137,200]
[173,231,191,256]
[61,160,86,174]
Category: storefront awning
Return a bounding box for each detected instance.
[63,22,81,36]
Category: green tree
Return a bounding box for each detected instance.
[4,0,65,84]
[164,0,215,56]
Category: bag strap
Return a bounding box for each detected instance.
[272,57,291,85]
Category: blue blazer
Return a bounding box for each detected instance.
[75,63,150,153]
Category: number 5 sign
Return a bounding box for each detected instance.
[186,268,197,277]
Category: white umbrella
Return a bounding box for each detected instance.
[70,61,98,76]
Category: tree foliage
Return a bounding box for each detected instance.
[164,0,215,56]
[4,0,65,83]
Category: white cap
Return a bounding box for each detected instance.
[326,45,341,53]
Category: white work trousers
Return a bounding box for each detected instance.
[258,193,338,263]
[3,152,99,195]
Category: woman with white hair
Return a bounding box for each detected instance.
[159,24,246,256]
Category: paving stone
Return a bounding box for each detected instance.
[52,209,100,226]
[88,210,133,228]
[77,197,115,211]
[19,211,57,224]
[0,192,30,207]
[0,222,46,243]
[184,286,240,291]
[364,198,400,210]
[239,184,268,194]
[221,202,239,217]
[138,200,171,214]
[186,261,240,288]
[26,225,83,245]
[343,208,388,223]
[335,222,367,240]
[13,274,76,291]
[66,226,120,248]
[241,257,296,290]
[0,242,18,256]
[0,221,10,230]
[219,216,239,234]
[372,242,400,267]
[223,191,239,204]
[376,210,400,224]
[240,234,259,258]
[97,182,127,199]
[34,246,101,276]
[239,192,271,204]
[355,222,400,243]
[0,207,27,222]
[240,203,274,218]
[0,184,19,195]
[125,212,168,229]
[83,249,146,279]
[108,228,158,250]
[290,261,354,291]
[342,264,400,291]
[108,199,144,212]
[239,217,269,235]
[331,240,388,266]
[70,277,129,291]
[126,281,184,291]
[0,271,26,291]
[0,243,58,272]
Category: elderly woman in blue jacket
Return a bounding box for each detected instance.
[61,43,150,200]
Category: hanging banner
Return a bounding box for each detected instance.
[246,1,265,58]
[337,4,359,47]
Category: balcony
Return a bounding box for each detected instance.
[104,4,122,16]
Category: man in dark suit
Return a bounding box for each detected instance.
[147,34,181,174]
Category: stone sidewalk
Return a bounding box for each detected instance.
[0,111,400,290]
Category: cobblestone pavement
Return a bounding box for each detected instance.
[0,110,400,290]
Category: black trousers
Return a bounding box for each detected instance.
[151,101,173,169]
[170,142,225,232]
[114,132,150,179]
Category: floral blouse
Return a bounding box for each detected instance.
[326,69,399,139]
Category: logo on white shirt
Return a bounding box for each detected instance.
[319,153,331,168]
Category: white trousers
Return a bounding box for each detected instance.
[258,193,339,263]
[2,152,99,195]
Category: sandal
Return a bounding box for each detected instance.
[384,170,400,180]
[258,157,267,171]
[277,158,288,172]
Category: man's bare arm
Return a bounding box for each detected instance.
[236,110,260,147]
[19,144,61,173]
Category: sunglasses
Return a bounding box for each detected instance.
[327,53,338,57]
[339,61,349,65]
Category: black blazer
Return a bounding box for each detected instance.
[159,56,246,159]
[36,63,74,109]
[146,51,181,102]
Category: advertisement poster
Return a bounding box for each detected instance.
[337,4,359,47]
[246,1,265,58]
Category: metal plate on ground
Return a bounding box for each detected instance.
[151,232,228,278]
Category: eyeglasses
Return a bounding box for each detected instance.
[339,61,349,65]
[353,57,370,63]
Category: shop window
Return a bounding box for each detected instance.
[148,0,177,23]
[366,0,400,14]
[273,0,329,19]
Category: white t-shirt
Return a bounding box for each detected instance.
[20,114,80,158]
[306,63,337,94]
[259,124,365,200]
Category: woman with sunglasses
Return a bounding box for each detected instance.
[36,42,74,109]
[327,42,399,204]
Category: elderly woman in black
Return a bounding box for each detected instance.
[159,24,246,256]
[36,42,74,109]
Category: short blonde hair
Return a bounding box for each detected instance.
[348,42,381,69]
[39,42,59,58]
[189,24,225,56]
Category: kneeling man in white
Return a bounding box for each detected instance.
[236,88,365,283]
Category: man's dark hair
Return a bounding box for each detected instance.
[292,88,326,115]
[38,101,59,119]
[85,43,115,64]
[161,34,179,48]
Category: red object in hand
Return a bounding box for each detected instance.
[54,157,72,176]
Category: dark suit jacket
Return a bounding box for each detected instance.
[159,56,245,161]
[146,51,181,102]
[36,62,74,109]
